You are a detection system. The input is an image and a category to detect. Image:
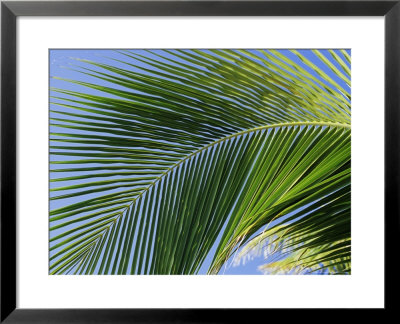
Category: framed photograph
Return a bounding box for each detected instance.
[1,0,398,322]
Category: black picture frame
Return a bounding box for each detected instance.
[1,0,398,322]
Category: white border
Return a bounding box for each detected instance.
[17,17,384,308]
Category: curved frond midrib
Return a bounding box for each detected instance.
[59,120,350,271]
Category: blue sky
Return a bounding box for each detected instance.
[49,49,351,275]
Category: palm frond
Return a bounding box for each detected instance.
[50,49,351,274]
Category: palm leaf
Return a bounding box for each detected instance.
[50,49,351,274]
